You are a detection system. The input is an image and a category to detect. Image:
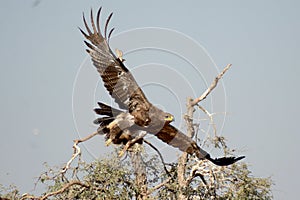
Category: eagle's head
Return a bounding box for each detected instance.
[164,113,174,124]
[146,106,175,133]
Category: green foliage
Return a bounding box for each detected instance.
[1,151,273,200]
[81,156,135,199]
[39,155,136,199]
[221,163,273,200]
[0,184,20,200]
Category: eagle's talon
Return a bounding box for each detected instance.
[105,138,112,146]
[118,150,125,157]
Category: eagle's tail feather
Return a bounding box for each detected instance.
[94,102,122,117]
[93,116,115,125]
[93,102,123,136]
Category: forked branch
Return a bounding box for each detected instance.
[192,64,232,106]
[177,64,232,200]
[61,131,99,173]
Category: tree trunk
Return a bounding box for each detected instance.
[177,98,195,200]
[129,144,148,200]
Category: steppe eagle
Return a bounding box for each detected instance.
[80,8,244,166]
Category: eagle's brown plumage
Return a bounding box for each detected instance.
[80,8,173,129]
[81,8,245,166]
[94,102,245,166]
[80,8,174,144]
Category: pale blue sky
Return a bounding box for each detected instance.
[1,1,299,199]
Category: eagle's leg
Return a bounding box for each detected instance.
[118,141,132,157]
[106,122,123,146]
[107,120,118,130]
[118,132,146,157]
[118,149,125,157]
[117,133,133,157]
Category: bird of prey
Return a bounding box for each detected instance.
[80,7,245,166]
[94,102,244,166]
[80,8,174,145]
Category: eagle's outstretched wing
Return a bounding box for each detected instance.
[80,8,150,110]
[156,124,245,166]
[94,102,245,166]
[155,124,209,158]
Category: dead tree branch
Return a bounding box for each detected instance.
[192,64,232,106]
[196,104,217,138]
[61,131,98,174]
[40,181,89,200]
[144,140,171,175]
[21,180,89,200]
[178,98,195,200]
[177,64,232,200]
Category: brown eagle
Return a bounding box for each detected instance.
[80,8,245,166]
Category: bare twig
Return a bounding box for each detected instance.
[144,140,171,175]
[192,64,232,106]
[61,131,99,173]
[21,181,89,200]
[40,180,89,200]
[196,104,217,138]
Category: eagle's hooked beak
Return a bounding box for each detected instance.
[165,114,174,122]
